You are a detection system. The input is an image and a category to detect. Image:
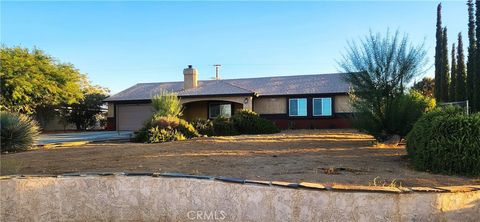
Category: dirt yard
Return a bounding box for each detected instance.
[1,129,478,187]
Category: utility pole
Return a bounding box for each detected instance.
[213,64,221,80]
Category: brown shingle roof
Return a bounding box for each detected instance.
[104,73,351,102]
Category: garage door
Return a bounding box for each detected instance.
[117,104,154,131]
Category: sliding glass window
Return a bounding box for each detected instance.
[313,98,332,116]
[289,98,307,116]
[209,103,232,118]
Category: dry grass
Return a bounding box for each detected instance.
[1,129,478,187]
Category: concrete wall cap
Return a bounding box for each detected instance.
[1,173,478,193]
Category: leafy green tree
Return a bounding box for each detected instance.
[412,77,435,98]
[63,84,109,130]
[0,46,84,114]
[456,33,468,101]
[450,43,457,101]
[338,30,428,141]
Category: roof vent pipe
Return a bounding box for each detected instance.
[214,64,221,80]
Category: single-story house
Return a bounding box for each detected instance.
[104,65,354,131]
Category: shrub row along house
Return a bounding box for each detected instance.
[104,65,355,130]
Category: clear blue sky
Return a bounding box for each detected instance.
[1,1,467,94]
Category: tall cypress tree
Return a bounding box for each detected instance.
[467,0,477,110]
[450,43,457,101]
[435,3,443,102]
[475,0,480,111]
[440,27,450,102]
[457,33,467,101]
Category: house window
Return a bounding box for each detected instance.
[289,98,307,116]
[313,98,333,116]
[209,103,232,118]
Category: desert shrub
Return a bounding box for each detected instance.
[212,117,239,136]
[191,119,214,136]
[406,106,480,176]
[231,109,280,134]
[151,91,183,118]
[134,116,198,143]
[353,90,435,141]
[176,118,199,138]
[148,127,185,143]
[133,126,149,143]
[1,111,40,152]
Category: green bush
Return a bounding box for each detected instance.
[232,109,280,134]
[406,106,480,176]
[134,116,198,143]
[353,90,435,141]
[1,111,40,152]
[406,106,462,157]
[191,119,214,136]
[151,91,183,118]
[133,126,149,143]
[212,117,239,136]
[384,90,436,139]
[150,116,198,139]
[190,110,279,136]
[176,118,199,138]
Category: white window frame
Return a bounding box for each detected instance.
[313,97,333,117]
[288,98,307,117]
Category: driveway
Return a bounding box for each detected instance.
[37,131,133,145]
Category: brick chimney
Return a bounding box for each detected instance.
[183,65,198,89]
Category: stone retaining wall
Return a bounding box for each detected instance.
[1,175,479,221]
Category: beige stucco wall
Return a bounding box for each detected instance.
[107,103,114,118]
[1,176,479,222]
[334,95,353,113]
[253,97,287,114]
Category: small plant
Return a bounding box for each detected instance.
[231,109,280,134]
[368,176,403,188]
[288,121,296,130]
[151,91,183,118]
[133,127,149,142]
[1,111,40,152]
[212,117,239,136]
[191,118,214,136]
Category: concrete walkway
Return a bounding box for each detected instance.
[37,131,133,145]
